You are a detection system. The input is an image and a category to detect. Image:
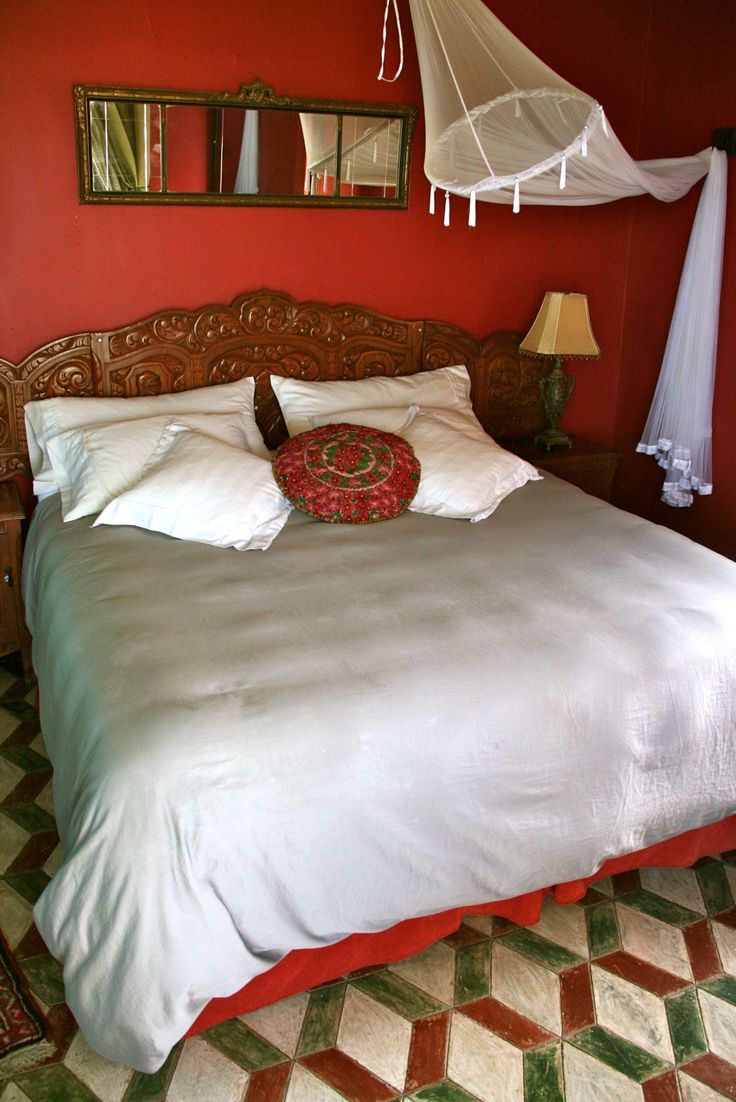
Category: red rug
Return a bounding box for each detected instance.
[0,932,46,1076]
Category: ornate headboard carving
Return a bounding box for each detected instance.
[0,289,548,478]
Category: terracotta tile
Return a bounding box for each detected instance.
[611,870,642,896]
[441,924,488,949]
[683,920,723,982]
[405,1011,449,1091]
[1,771,51,806]
[561,963,595,1035]
[458,996,556,1049]
[714,907,736,931]
[577,887,609,908]
[491,915,516,936]
[595,950,689,996]
[246,1062,291,1102]
[299,1048,398,1101]
[0,725,43,753]
[7,830,59,875]
[14,922,50,960]
[680,1052,736,1100]
[642,1069,683,1102]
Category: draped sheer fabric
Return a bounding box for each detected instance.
[404,0,729,505]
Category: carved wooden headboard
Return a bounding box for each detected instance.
[0,289,549,479]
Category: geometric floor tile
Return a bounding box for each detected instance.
[2,663,736,1100]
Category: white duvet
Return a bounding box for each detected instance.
[23,477,736,1071]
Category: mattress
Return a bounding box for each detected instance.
[22,475,736,1071]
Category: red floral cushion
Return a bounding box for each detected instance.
[273,423,420,524]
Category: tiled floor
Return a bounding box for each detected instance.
[1,664,736,1101]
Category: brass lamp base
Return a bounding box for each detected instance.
[535,426,573,451]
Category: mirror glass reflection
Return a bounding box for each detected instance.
[78,85,416,207]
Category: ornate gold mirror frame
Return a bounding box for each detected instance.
[74,80,417,208]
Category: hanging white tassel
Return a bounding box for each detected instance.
[378,0,404,82]
[513,179,520,213]
[559,157,567,189]
[581,128,588,157]
[429,184,436,215]
[444,190,451,226]
[515,97,521,118]
[372,141,378,164]
[469,190,477,227]
[600,106,609,137]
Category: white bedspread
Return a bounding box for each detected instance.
[23,477,736,1071]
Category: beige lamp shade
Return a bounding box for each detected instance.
[520,292,601,359]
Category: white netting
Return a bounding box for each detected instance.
[403,0,728,506]
[300,114,402,191]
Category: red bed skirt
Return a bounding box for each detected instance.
[188,814,736,1035]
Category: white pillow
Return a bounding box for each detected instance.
[308,404,418,435]
[271,365,472,437]
[48,412,256,522]
[403,409,542,521]
[94,426,291,551]
[26,376,267,499]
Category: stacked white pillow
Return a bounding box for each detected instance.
[94,424,291,551]
[25,376,267,500]
[47,412,257,522]
[26,375,293,550]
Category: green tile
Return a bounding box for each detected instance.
[6,869,51,904]
[722,850,736,867]
[524,1044,564,1102]
[20,954,66,1005]
[695,861,734,916]
[570,1026,669,1083]
[2,803,57,835]
[617,889,703,928]
[665,988,708,1065]
[353,970,445,1021]
[15,1064,99,1101]
[297,981,346,1055]
[411,1081,481,1102]
[0,700,40,723]
[586,902,620,958]
[204,1018,285,1071]
[502,929,583,974]
[0,746,51,773]
[700,975,736,1007]
[123,1044,181,1101]
[455,941,491,1005]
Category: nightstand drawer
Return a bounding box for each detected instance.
[505,439,620,502]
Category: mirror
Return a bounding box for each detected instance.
[75,81,417,208]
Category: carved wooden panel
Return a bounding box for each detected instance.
[422,323,547,440]
[0,290,540,479]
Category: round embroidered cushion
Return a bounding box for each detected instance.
[272,423,421,523]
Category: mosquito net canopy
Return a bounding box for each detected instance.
[407,0,711,210]
[400,0,728,507]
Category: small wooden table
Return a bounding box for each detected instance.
[0,482,32,682]
[506,438,621,502]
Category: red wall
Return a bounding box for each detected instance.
[1,0,734,555]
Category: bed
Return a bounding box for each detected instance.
[3,290,736,1073]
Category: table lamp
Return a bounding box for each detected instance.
[519,292,601,450]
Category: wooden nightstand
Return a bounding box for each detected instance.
[0,482,32,682]
[506,438,621,502]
